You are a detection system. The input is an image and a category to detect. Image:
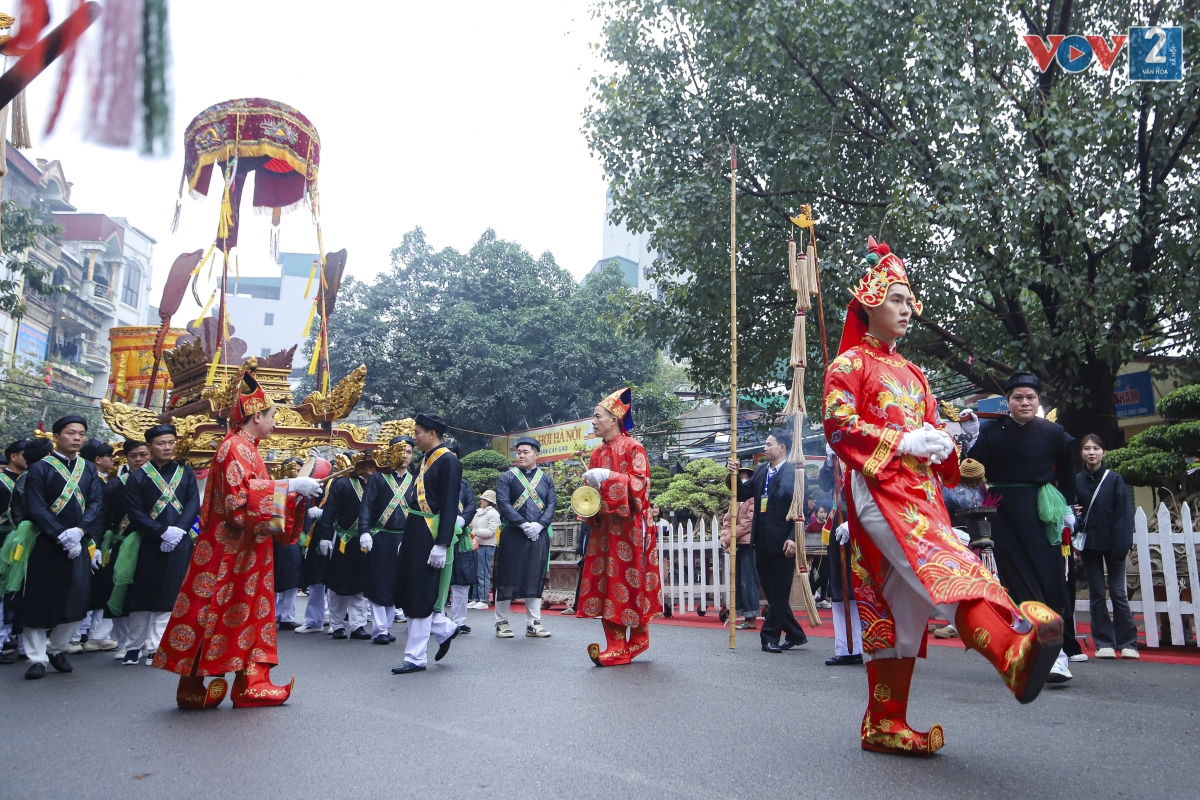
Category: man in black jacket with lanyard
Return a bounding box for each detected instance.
[117,424,200,666]
[391,413,463,674]
[17,416,104,679]
[727,429,808,653]
[359,436,415,645]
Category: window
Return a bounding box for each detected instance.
[264,313,275,326]
[261,348,272,357]
[122,263,141,307]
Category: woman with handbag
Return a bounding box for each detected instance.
[1074,434,1139,660]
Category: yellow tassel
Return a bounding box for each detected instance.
[299,299,318,339]
[192,289,216,329]
[189,244,215,277]
[303,259,318,299]
[307,332,322,375]
[13,543,23,562]
[322,369,329,394]
[205,355,221,386]
[338,538,346,554]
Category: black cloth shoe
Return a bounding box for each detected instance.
[391,661,425,674]
[331,628,348,640]
[780,636,808,650]
[350,627,372,640]
[457,625,472,635]
[825,654,864,666]
[387,634,396,642]
[434,626,461,662]
[24,662,45,679]
[372,634,391,645]
[277,621,299,631]
[48,652,73,673]
[0,650,15,665]
[122,649,141,665]
[761,641,784,653]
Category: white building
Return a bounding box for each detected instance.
[589,188,661,296]
[222,252,320,371]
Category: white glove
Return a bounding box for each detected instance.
[57,527,84,548]
[288,477,322,498]
[456,515,466,529]
[427,544,447,569]
[583,468,611,488]
[359,533,373,553]
[318,539,333,556]
[835,522,849,546]
[959,409,980,441]
[307,506,324,520]
[899,427,954,462]
[66,543,82,559]
[161,526,186,550]
[523,522,543,541]
[1064,513,1076,532]
[90,548,103,568]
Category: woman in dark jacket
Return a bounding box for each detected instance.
[1074,434,1139,659]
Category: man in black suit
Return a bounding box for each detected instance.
[728,430,808,653]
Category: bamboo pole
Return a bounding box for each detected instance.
[728,144,738,651]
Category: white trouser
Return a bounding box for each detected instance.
[851,472,956,661]
[23,623,76,665]
[276,588,298,623]
[831,600,863,656]
[403,612,458,668]
[371,603,395,637]
[89,609,114,641]
[127,611,170,653]
[73,613,90,641]
[495,597,541,626]
[449,585,469,627]
[112,617,134,652]
[304,585,328,628]
[328,592,367,632]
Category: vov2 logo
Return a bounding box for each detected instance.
[1022,27,1183,81]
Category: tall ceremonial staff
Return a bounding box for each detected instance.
[727,143,739,650]
[784,207,821,627]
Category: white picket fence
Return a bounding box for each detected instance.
[1074,502,1197,648]
[658,515,732,615]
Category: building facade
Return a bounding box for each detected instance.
[221,252,319,373]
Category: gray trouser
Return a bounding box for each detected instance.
[1082,549,1138,650]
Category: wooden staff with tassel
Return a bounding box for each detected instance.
[784,206,821,627]
[727,143,739,650]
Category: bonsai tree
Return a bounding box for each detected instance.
[461,447,512,497]
[1107,383,1200,508]
[654,458,731,520]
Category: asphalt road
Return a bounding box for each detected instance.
[1,606,1196,799]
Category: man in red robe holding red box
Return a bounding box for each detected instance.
[576,387,662,666]
[154,369,321,709]
[823,237,1063,756]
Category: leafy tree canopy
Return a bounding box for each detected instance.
[0,361,106,443]
[586,0,1200,445]
[653,457,730,516]
[1,200,65,320]
[1108,383,1200,506]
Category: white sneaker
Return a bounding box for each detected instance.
[83,638,119,652]
[395,613,407,623]
[67,642,84,654]
[467,601,488,610]
[1068,653,1089,662]
[1095,647,1117,659]
[1120,647,1141,659]
[495,621,514,639]
[294,624,324,634]
[526,622,551,638]
[1046,658,1073,683]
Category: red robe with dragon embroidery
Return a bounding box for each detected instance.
[823,332,1016,656]
[154,429,304,676]
[575,432,663,627]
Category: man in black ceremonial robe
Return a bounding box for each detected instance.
[493,436,556,639]
[391,413,462,674]
[118,424,200,666]
[17,416,104,679]
[0,439,29,664]
[313,456,372,638]
[359,437,415,645]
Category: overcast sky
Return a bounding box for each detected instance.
[19,1,610,319]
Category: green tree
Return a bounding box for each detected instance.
[586,0,1200,446]
[460,447,512,497]
[653,458,730,517]
[301,228,663,451]
[1,200,65,320]
[0,361,106,442]
[1107,384,1200,507]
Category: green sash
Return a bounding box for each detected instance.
[407,508,468,614]
[0,520,38,594]
[144,463,185,516]
[510,467,546,512]
[0,472,14,527]
[107,531,142,616]
[46,456,86,514]
[333,522,358,554]
[378,472,411,526]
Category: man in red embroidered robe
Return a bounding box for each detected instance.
[154,369,321,709]
[576,387,662,666]
[823,238,1063,757]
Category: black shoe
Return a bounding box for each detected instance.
[350,627,372,640]
[277,620,299,631]
[780,636,808,650]
[435,626,461,662]
[372,634,391,645]
[48,652,73,673]
[825,654,864,666]
[387,634,396,642]
[457,625,472,635]
[79,634,88,644]
[391,661,425,674]
[331,628,348,640]
[24,662,45,679]
[122,649,141,665]
[761,641,784,653]
[0,650,15,665]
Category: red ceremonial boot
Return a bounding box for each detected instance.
[626,623,650,660]
[176,675,229,710]
[588,620,631,667]
[230,662,294,708]
[860,657,944,757]
[956,599,1063,704]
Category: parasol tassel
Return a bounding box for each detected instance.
[793,519,822,626]
[789,308,806,367]
[10,89,30,148]
[806,243,818,297]
[788,238,799,293]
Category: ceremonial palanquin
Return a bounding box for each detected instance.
[823,332,1014,654]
